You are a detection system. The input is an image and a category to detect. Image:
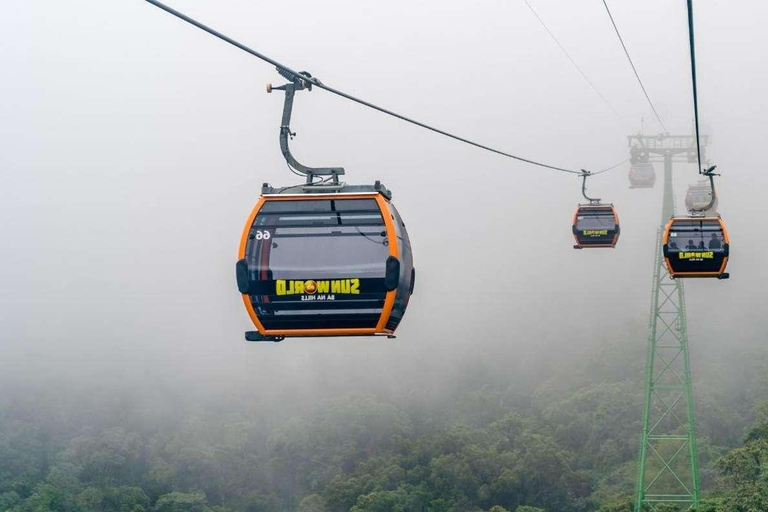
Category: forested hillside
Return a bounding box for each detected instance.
[2,326,767,512]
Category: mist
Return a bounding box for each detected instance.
[2,1,768,511]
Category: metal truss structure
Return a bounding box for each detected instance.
[631,134,706,511]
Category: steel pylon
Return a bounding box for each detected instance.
[632,138,702,511]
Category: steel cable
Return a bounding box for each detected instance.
[522,0,621,120]
[686,0,704,174]
[144,0,625,177]
[601,0,668,133]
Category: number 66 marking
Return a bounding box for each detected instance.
[255,230,271,240]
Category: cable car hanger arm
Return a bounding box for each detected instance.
[579,170,601,204]
[575,157,625,204]
[267,73,345,183]
[144,0,592,175]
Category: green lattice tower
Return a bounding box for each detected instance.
[634,147,700,511]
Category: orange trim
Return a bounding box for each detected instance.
[374,194,399,332]
[239,196,266,259]
[239,196,268,334]
[239,192,401,337]
[265,328,378,336]
[261,192,382,201]
[571,208,580,247]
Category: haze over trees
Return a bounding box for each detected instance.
[3,1,768,511]
[2,322,768,511]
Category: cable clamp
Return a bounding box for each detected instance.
[280,125,296,139]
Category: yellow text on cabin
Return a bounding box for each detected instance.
[276,279,361,296]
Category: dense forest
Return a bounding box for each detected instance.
[2,321,768,512]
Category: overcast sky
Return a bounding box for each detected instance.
[2,0,767,403]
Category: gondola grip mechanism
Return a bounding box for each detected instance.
[267,68,345,185]
[579,170,601,205]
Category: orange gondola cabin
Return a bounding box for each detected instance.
[662,216,729,278]
[236,184,415,341]
[572,204,620,249]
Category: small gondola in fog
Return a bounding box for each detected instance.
[685,180,718,213]
[572,171,620,249]
[236,73,414,341]
[628,162,656,189]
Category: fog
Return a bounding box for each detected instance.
[2,1,768,510]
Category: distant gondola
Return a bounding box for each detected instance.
[572,204,620,249]
[662,216,729,278]
[628,162,656,189]
[685,181,718,213]
[572,171,620,249]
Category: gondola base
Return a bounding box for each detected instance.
[573,245,616,250]
[245,331,284,342]
[244,331,397,342]
[670,272,730,281]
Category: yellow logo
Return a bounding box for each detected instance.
[583,229,608,236]
[276,279,360,296]
[678,251,714,260]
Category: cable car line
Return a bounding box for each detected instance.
[521,0,621,120]
[660,0,728,280]
[684,0,717,210]
[686,0,704,175]
[601,0,668,134]
[143,0,623,177]
[592,158,628,175]
[141,0,636,341]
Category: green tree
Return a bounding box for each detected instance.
[102,486,151,512]
[14,483,79,512]
[298,494,328,512]
[153,491,209,512]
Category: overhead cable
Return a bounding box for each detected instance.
[143,0,625,176]
[685,0,704,174]
[522,0,621,120]
[592,158,628,175]
[601,0,668,133]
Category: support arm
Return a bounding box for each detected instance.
[580,170,601,204]
[267,69,345,184]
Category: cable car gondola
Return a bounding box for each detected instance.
[628,162,656,189]
[663,216,728,278]
[572,171,620,249]
[235,73,414,341]
[663,168,729,279]
[667,3,731,281]
[684,181,717,213]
